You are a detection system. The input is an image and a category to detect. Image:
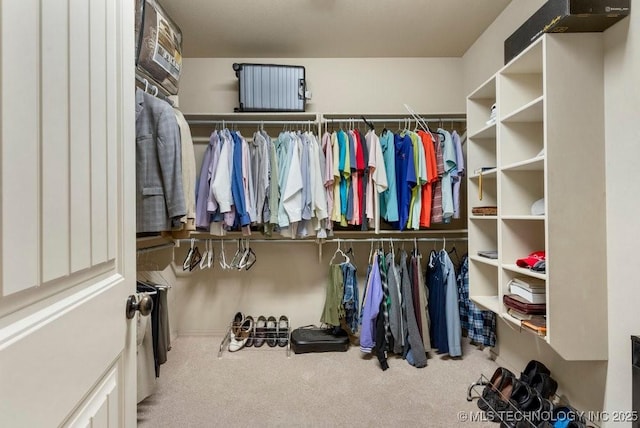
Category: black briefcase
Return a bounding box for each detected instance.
[290,326,350,354]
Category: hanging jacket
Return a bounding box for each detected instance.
[400,251,428,368]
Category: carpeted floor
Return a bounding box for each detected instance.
[137,336,499,427]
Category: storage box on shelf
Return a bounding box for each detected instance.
[466,33,607,360]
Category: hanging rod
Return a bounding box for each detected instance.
[136,241,175,254]
[174,236,467,244]
[322,117,466,123]
[186,119,318,126]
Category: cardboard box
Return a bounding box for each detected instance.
[505,0,630,64]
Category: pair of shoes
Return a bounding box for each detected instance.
[499,360,557,427]
[477,367,515,419]
[229,312,253,352]
[264,315,289,347]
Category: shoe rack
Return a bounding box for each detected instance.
[218,314,291,358]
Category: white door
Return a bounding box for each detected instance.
[0,0,137,426]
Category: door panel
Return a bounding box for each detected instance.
[1,0,40,295]
[69,0,93,274]
[0,0,136,426]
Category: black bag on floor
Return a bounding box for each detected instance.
[290,326,349,354]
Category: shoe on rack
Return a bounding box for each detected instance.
[229,317,253,352]
[266,315,277,348]
[254,316,267,348]
[232,311,244,336]
[277,315,289,347]
[520,360,551,386]
[478,367,515,412]
[529,373,558,400]
[487,376,519,423]
[244,316,255,347]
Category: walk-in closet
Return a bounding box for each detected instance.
[0,0,637,426]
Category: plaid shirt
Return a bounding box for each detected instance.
[457,256,496,347]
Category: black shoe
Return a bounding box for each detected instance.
[520,360,551,386]
[244,316,255,347]
[266,316,278,347]
[254,316,267,348]
[530,373,558,399]
[478,367,515,412]
[277,315,289,347]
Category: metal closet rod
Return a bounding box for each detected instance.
[173,236,467,244]
[323,117,467,123]
[187,119,318,126]
[136,241,175,254]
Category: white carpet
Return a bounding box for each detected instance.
[137,336,499,427]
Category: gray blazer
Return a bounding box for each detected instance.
[135,89,186,233]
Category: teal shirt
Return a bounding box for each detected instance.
[379,131,399,222]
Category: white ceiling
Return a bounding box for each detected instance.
[158,0,512,58]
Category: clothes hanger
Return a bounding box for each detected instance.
[219,240,230,270]
[189,244,202,271]
[329,239,350,265]
[345,240,355,260]
[199,239,209,270]
[238,238,257,271]
[183,238,195,271]
[207,240,214,268]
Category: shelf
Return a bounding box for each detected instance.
[469,255,499,267]
[468,76,496,100]
[502,264,547,280]
[502,38,543,74]
[501,96,543,123]
[469,215,497,220]
[501,215,545,221]
[471,295,500,313]
[501,156,544,172]
[469,122,496,139]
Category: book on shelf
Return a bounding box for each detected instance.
[471,206,498,216]
[503,294,546,315]
[521,317,547,336]
[509,277,545,292]
[509,284,546,304]
[508,278,546,304]
[507,308,545,321]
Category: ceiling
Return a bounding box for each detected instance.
[158,0,512,58]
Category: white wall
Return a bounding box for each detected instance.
[179,57,465,115]
[462,0,639,420]
[603,11,640,418]
[462,0,545,95]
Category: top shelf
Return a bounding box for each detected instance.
[468,75,497,100]
[502,38,543,75]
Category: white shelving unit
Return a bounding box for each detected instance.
[466,33,607,361]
